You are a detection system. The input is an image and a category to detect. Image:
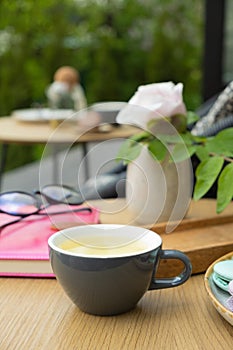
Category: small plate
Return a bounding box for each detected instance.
[204,252,233,326]
[12,108,76,122]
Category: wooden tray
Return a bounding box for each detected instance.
[93,198,233,276]
[151,200,233,276]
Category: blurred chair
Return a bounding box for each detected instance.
[80,162,126,200]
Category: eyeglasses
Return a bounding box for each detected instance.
[0,184,89,231]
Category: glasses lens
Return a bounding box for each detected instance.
[0,192,39,215]
[42,185,83,205]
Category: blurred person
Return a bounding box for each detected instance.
[46,66,87,110]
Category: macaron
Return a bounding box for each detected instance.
[213,260,233,293]
[229,280,233,296]
[227,280,233,312]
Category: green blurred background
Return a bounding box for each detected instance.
[0,0,204,171]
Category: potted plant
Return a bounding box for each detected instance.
[116,82,233,225]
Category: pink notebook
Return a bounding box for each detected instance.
[0,205,100,278]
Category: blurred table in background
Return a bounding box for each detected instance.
[0,116,138,189]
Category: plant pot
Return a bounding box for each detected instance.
[126,146,193,228]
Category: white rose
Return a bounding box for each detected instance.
[116,82,186,129]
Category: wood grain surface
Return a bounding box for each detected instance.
[0,116,138,144]
[0,275,232,350]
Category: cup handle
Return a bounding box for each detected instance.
[149,249,192,290]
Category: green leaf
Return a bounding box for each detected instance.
[131,131,151,142]
[191,135,207,144]
[157,132,194,146]
[195,145,210,161]
[116,139,142,164]
[148,138,167,161]
[217,127,233,139]
[193,156,224,200]
[170,143,196,162]
[170,114,187,133]
[156,133,182,144]
[186,111,200,125]
[205,127,233,157]
[180,132,196,145]
[216,163,233,213]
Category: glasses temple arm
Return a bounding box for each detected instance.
[34,190,81,205]
[0,207,92,233]
[38,207,92,215]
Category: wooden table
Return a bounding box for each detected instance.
[0,199,233,349]
[0,116,138,187]
[1,274,232,350]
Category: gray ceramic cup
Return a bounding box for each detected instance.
[48,224,192,316]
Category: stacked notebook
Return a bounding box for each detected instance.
[0,206,100,277]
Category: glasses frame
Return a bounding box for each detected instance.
[0,185,90,231]
[34,184,84,205]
